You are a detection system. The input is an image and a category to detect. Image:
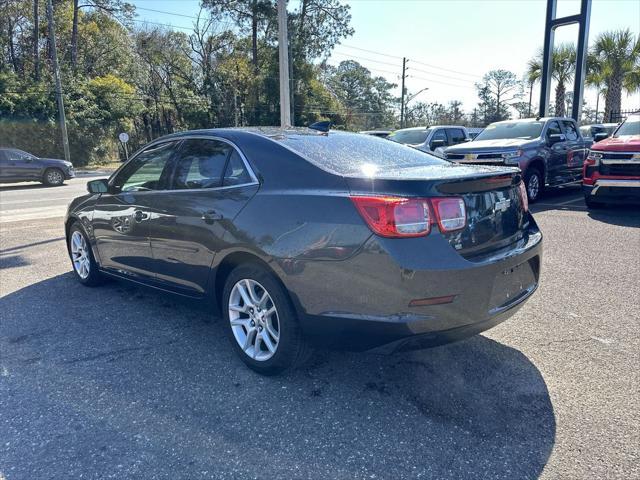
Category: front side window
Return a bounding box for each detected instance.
[562,121,578,141]
[546,121,562,139]
[172,139,232,190]
[447,128,466,145]
[430,129,448,149]
[6,150,35,162]
[112,141,178,192]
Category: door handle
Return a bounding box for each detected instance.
[201,210,223,224]
[133,209,149,223]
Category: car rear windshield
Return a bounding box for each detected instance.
[279,132,447,177]
[475,121,544,140]
[388,129,430,145]
[614,116,640,137]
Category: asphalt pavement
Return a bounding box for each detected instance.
[0,178,639,479]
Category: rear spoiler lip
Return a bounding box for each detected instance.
[344,169,521,198]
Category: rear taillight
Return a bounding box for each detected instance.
[430,197,467,232]
[517,181,529,212]
[351,196,431,237]
[350,195,467,237]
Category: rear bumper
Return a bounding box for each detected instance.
[285,216,542,352]
[583,179,640,204]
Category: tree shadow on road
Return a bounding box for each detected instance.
[1,273,556,480]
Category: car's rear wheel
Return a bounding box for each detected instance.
[69,224,104,286]
[524,167,543,203]
[222,264,311,375]
[43,168,64,186]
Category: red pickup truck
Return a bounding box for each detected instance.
[583,113,640,208]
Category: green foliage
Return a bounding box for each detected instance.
[590,29,640,120]
[475,70,520,124]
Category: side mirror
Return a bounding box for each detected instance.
[87,178,109,194]
[464,138,472,142]
[594,132,609,142]
[430,139,446,150]
[548,133,566,145]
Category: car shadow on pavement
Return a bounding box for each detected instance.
[1,273,556,480]
[586,205,640,227]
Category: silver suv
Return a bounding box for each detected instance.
[388,126,470,157]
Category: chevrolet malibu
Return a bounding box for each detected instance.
[65,128,542,375]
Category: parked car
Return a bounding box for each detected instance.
[445,117,591,202]
[579,123,619,142]
[65,128,542,375]
[582,113,640,208]
[388,125,470,157]
[359,130,391,138]
[0,148,75,186]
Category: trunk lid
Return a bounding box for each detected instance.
[346,165,528,258]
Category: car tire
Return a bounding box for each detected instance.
[222,264,312,375]
[524,167,543,203]
[584,195,604,209]
[43,168,65,186]
[68,223,104,287]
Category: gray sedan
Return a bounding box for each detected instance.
[65,128,542,375]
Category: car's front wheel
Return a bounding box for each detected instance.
[43,168,65,186]
[222,264,311,375]
[69,224,104,286]
[524,167,543,203]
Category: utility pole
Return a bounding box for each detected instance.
[46,0,70,163]
[277,0,291,127]
[400,57,407,128]
[33,0,40,81]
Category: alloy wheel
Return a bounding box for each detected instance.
[228,279,280,361]
[71,231,90,279]
[527,173,540,200]
[47,169,64,185]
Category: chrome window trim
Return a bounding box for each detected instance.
[109,134,259,194]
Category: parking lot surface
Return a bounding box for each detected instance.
[1,178,639,479]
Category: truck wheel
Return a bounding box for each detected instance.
[524,168,543,203]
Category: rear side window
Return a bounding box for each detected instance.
[279,132,447,177]
[562,121,579,140]
[172,139,232,190]
[223,150,252,186]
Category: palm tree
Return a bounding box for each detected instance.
[590,29,640,122]
[528,44,576,117]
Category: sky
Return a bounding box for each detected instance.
[129,0,640,116]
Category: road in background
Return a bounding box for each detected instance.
[0,176,107,224]
[1,184,639,479]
